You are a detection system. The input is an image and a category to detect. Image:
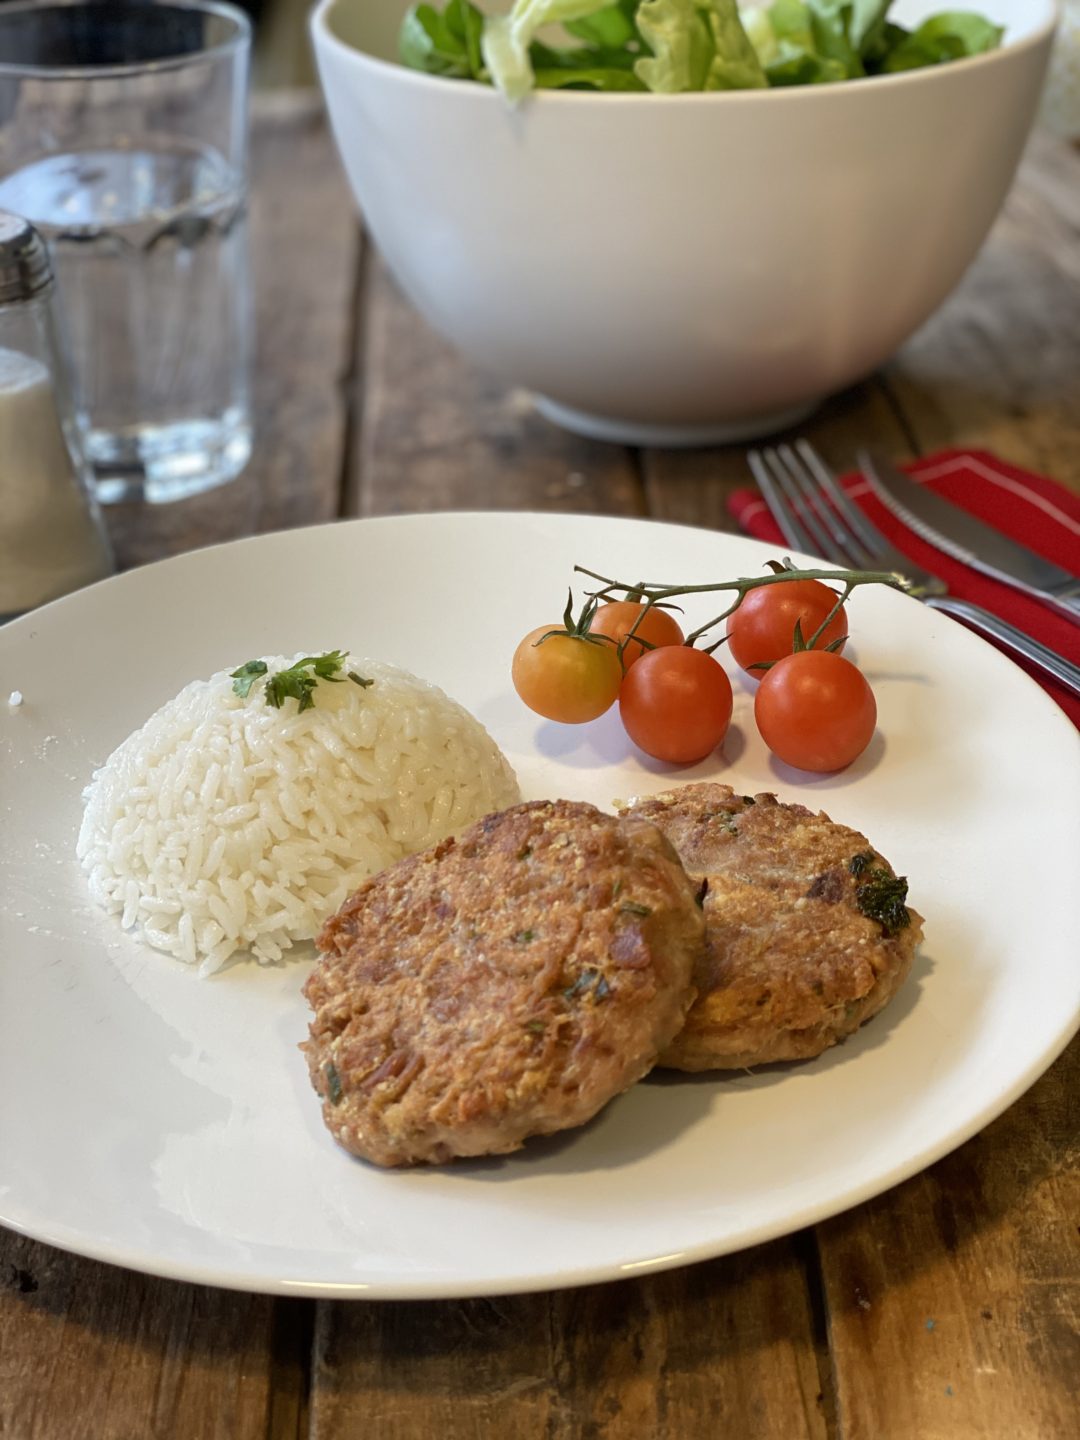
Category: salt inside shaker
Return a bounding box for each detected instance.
[0,209,113,620]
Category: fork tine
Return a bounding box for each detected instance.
[794,439,890,558]
[747,448,815,553]
[773,443,871,568]
[765,446,846,561]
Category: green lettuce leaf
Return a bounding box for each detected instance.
[529,34,643,73]
[399,0,486,78]
[564,0,643,47]
[740,0,863,86]
[807,0,863,76]
[635,0,768,91]
[860,18,906,67]
[848,0,892,52]
[742,0,828,85]
[530,40,630,64]
[533,63,651,86]
[481,0,623,101]
[877,10,1004,71]
[397,0,1007,98]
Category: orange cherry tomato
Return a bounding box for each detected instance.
[588,600,685,671]
[512,627,622,724]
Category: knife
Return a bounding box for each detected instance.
[858,449,1080,626]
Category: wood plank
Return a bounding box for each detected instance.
[323,244,826,1440]
[310,1244,827,1440]
[711,135,1080,1439]
[810,132,1080,1438]
[818,1037,1080,1440]
[105,91,359,571]
[353,254,911,534]
[0,1235,287,1440]
[640,382,911,533]
[0,95,340,1440]
[254,0,318,92]
[16,104,1065,1440]
[345,255,644,518]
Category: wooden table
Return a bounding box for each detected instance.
[3,93,1077,1440]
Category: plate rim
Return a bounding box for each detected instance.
[1,1011,1076,1300]
[2,510,1077,1299]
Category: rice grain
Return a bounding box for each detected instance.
[77,655,519,975]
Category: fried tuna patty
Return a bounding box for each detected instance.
[303,799,705,1166]
[620,783,922,1070]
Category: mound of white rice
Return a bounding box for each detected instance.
[77,655,520,975]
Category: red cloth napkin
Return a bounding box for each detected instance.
[728,449,1080,727]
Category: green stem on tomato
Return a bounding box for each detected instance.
[573,562,907,650]
[804,580,855,652]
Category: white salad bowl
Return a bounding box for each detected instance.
[311,0,1058,445]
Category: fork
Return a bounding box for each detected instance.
[747,439,1080,699]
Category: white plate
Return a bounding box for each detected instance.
[1,512,1077,1299]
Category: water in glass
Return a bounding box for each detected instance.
[0,140,252,503]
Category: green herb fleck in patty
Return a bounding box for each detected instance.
[619,901,652,918]
[564,968,612,1002]
[854,867,911,936]
[324,1061,343,1105]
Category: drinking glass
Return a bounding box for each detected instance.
[0,0,253,504]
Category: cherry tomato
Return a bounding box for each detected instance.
[727,579,847,675]
[619,647,733,763]
[754,650,876,772]
[587,600,685,670]
[512,626,622,724]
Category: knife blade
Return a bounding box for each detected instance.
[858,449,1080,626]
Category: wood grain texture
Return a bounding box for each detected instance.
[818,1037,1080,1440]
[809,141,1080,1432]
[104,91,359,572]
[0,93,346,1440]
[345,254,644,519]
[0,1236,280,1440]
[322,123,1080,1440]
[640,382,912,533]
[310,1245,827,1440]
[4,97,1077,1440]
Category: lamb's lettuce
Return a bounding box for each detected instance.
[399,0,486,77]
[398,0,1005,100]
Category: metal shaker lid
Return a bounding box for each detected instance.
[0,209,54,305]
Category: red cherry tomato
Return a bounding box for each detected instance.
[754,650,876,772]
[619,647,733,763]
[588,600,685,670]
[727,579,847,675]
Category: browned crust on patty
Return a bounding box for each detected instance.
[620,783,922,1070]
[302,799,705,1165]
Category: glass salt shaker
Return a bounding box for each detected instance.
[0,209,114,621]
